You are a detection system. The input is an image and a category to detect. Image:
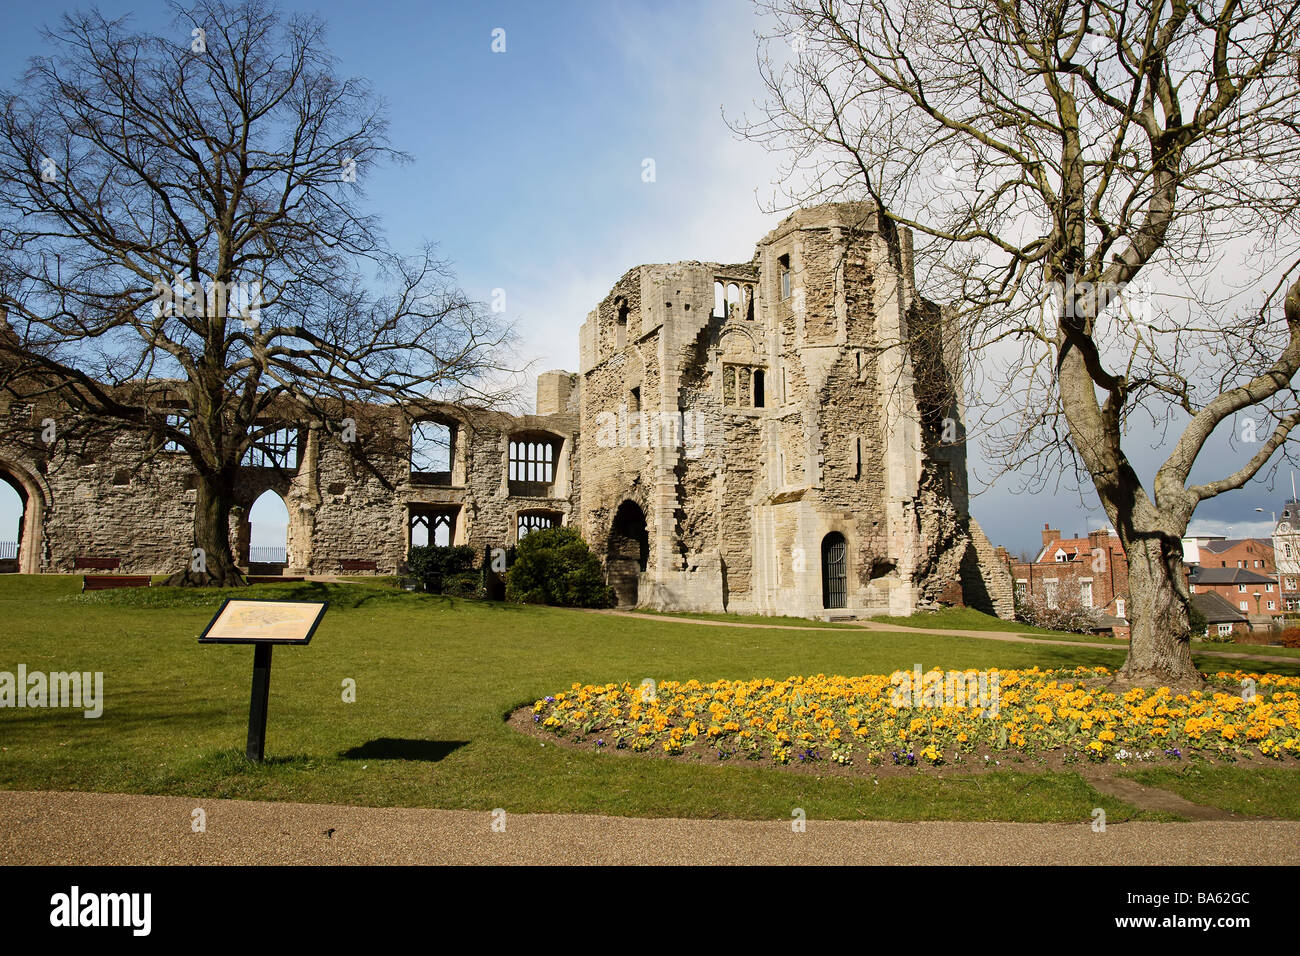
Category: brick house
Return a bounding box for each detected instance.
[1186,566,1281,625]
[1191,591,1251,638]
[1189,537,1276,574]
[1002,525,1130,636]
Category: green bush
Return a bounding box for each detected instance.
[1188,601,1208,637]
[407,544,476,594]
[505,527,614,608]
[443,571,486,600]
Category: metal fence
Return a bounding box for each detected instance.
[249,546,287,564]
[0,541,16,560]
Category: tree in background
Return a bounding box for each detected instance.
[741,0,1300,686]
[0,1,514,585]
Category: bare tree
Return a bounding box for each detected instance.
[0,1,515,585]
[737,0,1300,685]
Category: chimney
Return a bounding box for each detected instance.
[1088,529,1110,553]
[535,370,575,415]
[994,546,1010,565]
[1041,524,1058,550]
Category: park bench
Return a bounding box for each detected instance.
[338,559,378,572]
[247,575,305,584]
[81,574,151,592]
[74,556,121,571]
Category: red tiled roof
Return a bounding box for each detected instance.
[1036,535,1126,564]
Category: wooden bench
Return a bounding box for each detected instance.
[247,575,305,584]
[74,557,121,571]
[81,574,151,592]
[338,559,378,572]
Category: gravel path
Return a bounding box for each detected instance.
[2,790,1296,865]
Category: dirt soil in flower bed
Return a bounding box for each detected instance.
[504,704,1298,783]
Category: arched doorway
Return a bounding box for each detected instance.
[0,476,22,572]
[247,489,289,570]
[822,532,848,609]
[0,459,44,574]
[607,500,648,606]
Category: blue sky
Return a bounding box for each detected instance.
[0,0,1293,555]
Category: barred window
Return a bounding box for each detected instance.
[410,507,456,548]
[518,511,560,539]
[243,426,297,468]
[164,411,189,453]
[509,439,555,484]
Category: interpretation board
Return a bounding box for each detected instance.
[199,599,329,762]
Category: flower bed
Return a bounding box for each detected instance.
[529,667,1300,766]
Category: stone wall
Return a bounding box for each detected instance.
[0,201,1012,620]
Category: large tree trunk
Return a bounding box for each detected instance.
[166,469,246,587]
[1115,530,1201,690]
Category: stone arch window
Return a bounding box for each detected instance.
[410,504,459,548]
[243,425,298,469]
[726,282,741,317]
[247,489,289,565]
[778,254,791,300]
[517,509,561,540]
[509,433,561,496]
[411,418,456,485]
[713,281,726,318]
[722,364,766,408]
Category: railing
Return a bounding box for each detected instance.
[0,541,17,560]
[249,546,287,564]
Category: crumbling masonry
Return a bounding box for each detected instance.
[0,202,1012,619]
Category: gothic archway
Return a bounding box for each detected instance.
[607,500,648,606]
[822,532,848,609]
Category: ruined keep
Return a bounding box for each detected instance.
[0,202,1012,619]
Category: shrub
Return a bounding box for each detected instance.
[1188,601,1208,637]
[406,544,476,594]
[442,571,486,600]
[505,527,614,608]
[1015,596,1104,634]
[1278,627,1300,649]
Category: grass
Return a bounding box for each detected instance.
[868,606,1300,660]
[2,574,1296,820]
[621,608,858,629]
[1122,765,1300,819]
[866,606,1127,642]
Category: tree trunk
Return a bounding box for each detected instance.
[1116,531,1201,690]
[166,470,247,587]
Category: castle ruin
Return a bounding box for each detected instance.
[0,202,1013,619]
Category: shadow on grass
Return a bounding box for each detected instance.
[198,749,325,772]
[339,738,469,762]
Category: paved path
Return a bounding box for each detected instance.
[1,791,1296,865]
[599,610,1300,667]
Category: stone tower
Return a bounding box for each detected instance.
[576,202,1012,618]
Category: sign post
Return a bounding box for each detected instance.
[199,599,329,763]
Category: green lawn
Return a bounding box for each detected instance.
[1,575,1295,820]
[622,607,858,628]
[869,606,1300,660]
[1123,766,1300,819]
